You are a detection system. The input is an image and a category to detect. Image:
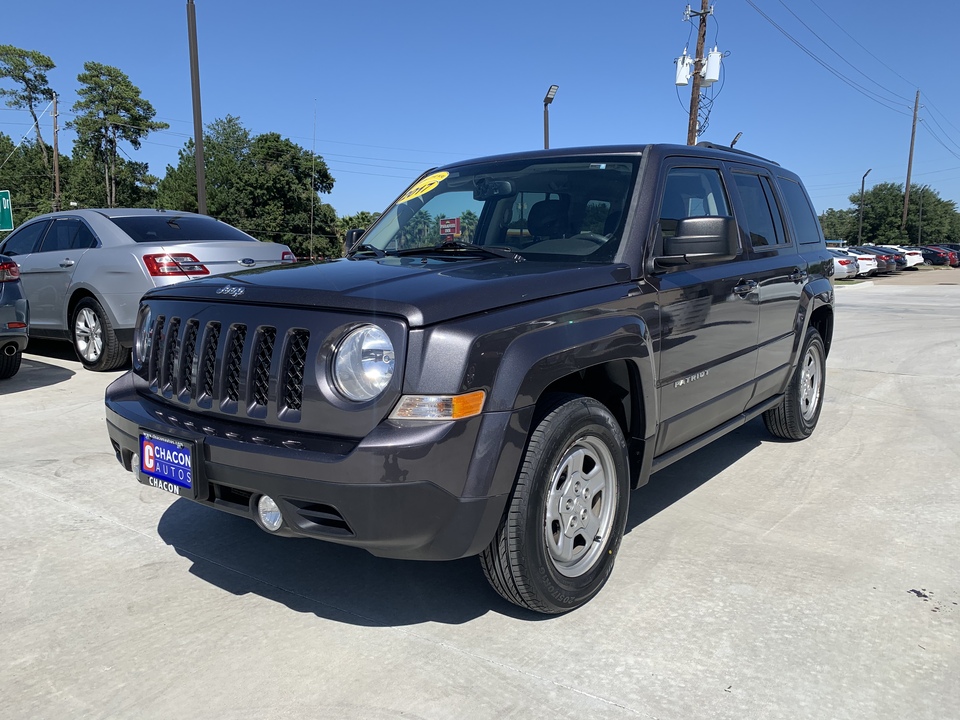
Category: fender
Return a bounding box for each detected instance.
[790,276,834,361]
[488,310,658,435]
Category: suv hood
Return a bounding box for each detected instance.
[143,256,632,327]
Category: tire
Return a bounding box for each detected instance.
[763,327,826,440]
[0,348,21,379]
[72,297,128,372]
[480,394,630,614]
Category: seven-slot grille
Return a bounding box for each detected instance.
[146,314,309,420]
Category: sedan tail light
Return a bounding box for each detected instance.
[281,251,296,263]
[0,259,20,282]
[143,253,210,276]
[839,259,854,265]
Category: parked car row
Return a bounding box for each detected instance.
[828,243,958,279]
[0,209,295,372]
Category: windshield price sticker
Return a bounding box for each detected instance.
[140,433,193,493]
[397,171,448,204]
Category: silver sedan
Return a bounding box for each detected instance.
[0,209,295,370]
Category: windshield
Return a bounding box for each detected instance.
[357,156,639,263]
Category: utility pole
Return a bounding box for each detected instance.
[187,0,208,215]
[901,90,920,231]
[686,0,711,145]
[52,93,61,212]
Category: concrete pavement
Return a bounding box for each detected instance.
[1,279,957,720]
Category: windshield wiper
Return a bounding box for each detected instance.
[347,243,386,259]
[396,240,523,261]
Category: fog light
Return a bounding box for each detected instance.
[132,453,140,474]
[257,495,283,532]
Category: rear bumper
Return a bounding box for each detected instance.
[104,372,512,561]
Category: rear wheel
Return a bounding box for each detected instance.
[0,348,21,379]
[72,298,127,372]
[480,394,629,614]
[763,327,825,440]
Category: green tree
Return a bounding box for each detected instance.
[460,209,478,242]
[0,133,58,232]
[69,62,168,207]
[0,45,55,168]
[818,207,857,243]
[905,186,955,245]
[157,115,339,258]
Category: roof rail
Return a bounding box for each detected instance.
[696,141,779,166]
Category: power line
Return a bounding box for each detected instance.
[744,0,911,116]
[804,0,917,91]
[775,0,912,104]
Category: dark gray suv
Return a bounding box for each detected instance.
[105,143,834,613]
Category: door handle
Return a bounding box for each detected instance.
[59,258,75,268]
[733,280,757,296]
[789,268,808,282]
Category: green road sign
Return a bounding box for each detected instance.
[0,191,12,232]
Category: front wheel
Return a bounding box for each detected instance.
[480,394,629,614]
[72,298,128,372]
[763,327,826,440]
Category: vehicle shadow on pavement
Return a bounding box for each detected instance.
[0,356,75,394]
[155,418,769,626]
[157,500,523,625]
[624,418,767,533]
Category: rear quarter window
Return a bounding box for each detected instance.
[778,178,824,245]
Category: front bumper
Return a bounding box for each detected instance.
[105,372,515,561]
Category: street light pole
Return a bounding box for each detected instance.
[858,168,872,244]
[543,85,558,150]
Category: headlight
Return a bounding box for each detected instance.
[332,325,395,401]
[133,305,153,368]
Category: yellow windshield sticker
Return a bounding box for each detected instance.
[398,171,448,203]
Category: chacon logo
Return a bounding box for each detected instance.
[237,258,256,266]
[216,285,245,297]
[674,369,709,388]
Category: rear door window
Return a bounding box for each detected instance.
[39,218,97,252]
[732,173,787,247]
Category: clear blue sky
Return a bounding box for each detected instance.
[4,0,958,222]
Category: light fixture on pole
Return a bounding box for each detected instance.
[543,85,559,150]
[858,168,871,244]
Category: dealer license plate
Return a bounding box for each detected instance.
[138,432,194,496]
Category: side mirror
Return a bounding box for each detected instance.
[656,216,740,267]
[344,228,366,250]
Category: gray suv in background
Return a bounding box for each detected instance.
[106,142,835,614]
[0,209,295,371]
